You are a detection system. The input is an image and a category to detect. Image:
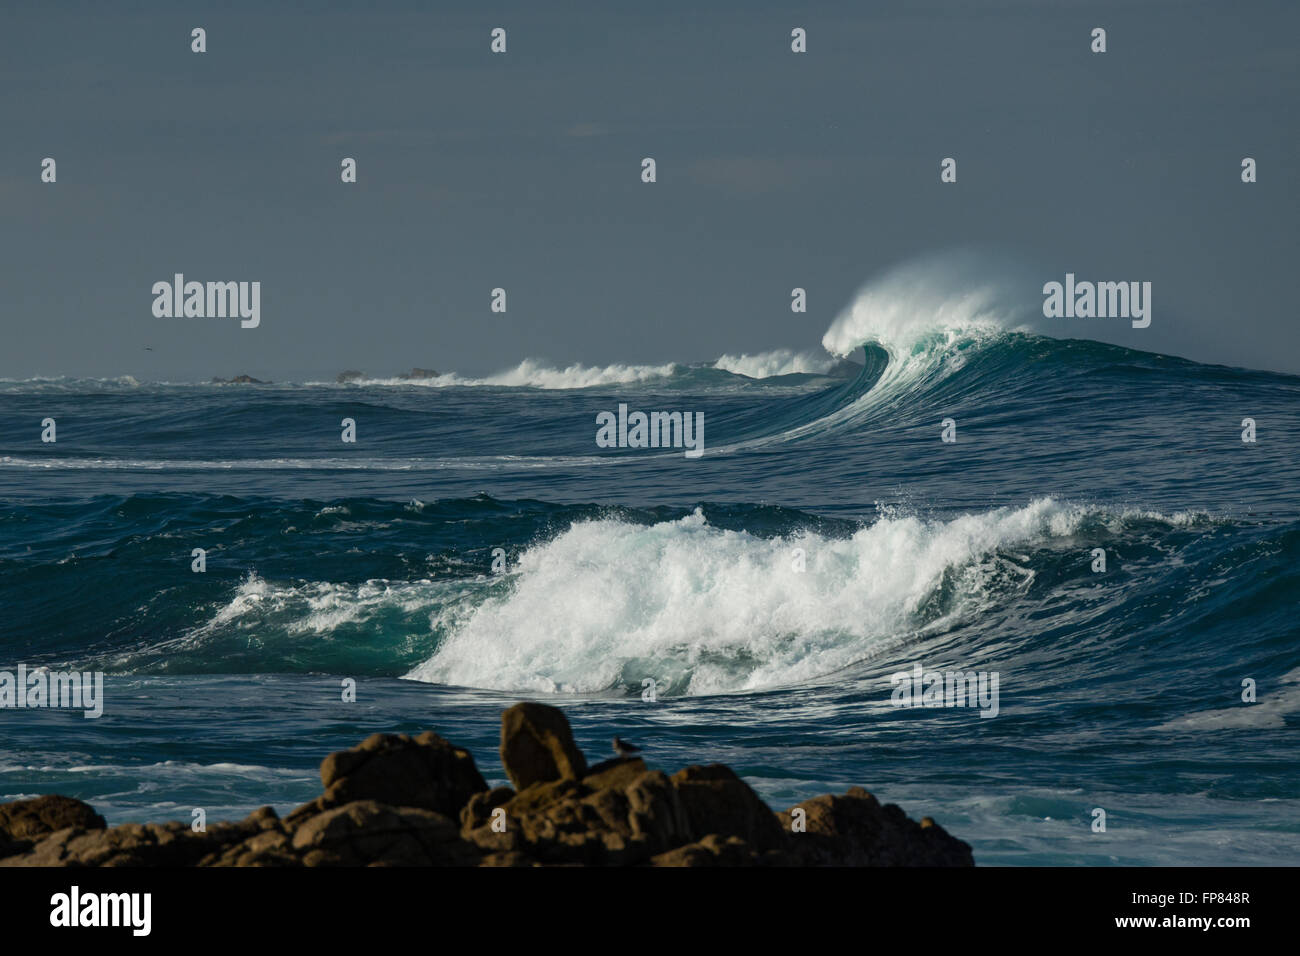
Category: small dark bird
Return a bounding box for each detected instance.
[612,736,642,758]
[144,347,153,351]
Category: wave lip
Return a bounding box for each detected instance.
[821,252,1036,358]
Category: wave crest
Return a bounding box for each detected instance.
[404,498,1172,696]
[821,253,1030,358]
[712,349,837,378]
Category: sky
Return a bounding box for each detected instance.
[1,0,1297,380]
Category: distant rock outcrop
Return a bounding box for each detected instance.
[0,703,974,867]
[336,370,365,383]
[210,374,269,384]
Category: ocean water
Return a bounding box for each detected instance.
[2,279,1298,866]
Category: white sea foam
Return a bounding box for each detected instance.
[1153,668,1300,732]
[712,349,837,378]
[822,265,1011,359]
[404,498,1114,696]
[195,573,452,639]
[333,358,681,390]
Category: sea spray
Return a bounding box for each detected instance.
[404,499,1108,695]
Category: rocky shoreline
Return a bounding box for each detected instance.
[0,702,973,866]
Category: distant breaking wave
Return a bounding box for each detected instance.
[334,358,682,389]
[336,352,847,388]
[712,349,839,378]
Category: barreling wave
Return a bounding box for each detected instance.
[708,256,1043,449]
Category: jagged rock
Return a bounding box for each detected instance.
[499,702,588,790]
[0,795,105,842]
[651,834,767,867]
[624,769,688,852]
[336,370,365,383]
[462,774,639,866]
[460,758,787,867]
[583,757,648,790]
[2,813,270,867]
[313,731,487,818]
[460,787,515,831]
[671,765,786,852]
[289,800,478,866]
[198,807,294,866]
[210,374,268,384]
[776,786,974,866]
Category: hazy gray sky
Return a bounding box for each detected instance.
[2,0,1297,380]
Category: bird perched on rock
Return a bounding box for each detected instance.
[612,736,642,758]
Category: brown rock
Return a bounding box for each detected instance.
[0,795,105,843]
[202,829,299,867]
[2,817,265,867]
[290,800,479,866]
[670,765,786,852]
[460,774,645,866]
[625,770,689,853]
[651,834,766,867]
[460,786,515,831]
[777,787,974,866]
[315,730,487,817]
[583,757,647,791]
[499,702,588,790]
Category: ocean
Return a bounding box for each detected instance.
[2,285,1298,866]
